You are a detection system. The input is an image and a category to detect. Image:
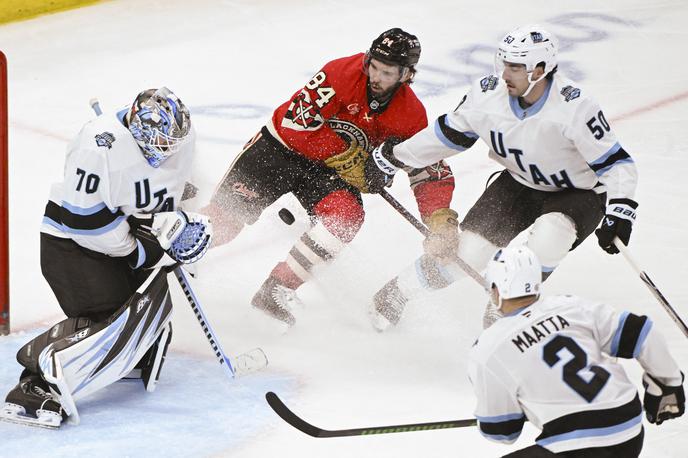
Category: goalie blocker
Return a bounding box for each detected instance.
[1,267,173,428]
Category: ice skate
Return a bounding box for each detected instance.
[370,277,409,332]
[251,276,301,326]
[0,374,66,429]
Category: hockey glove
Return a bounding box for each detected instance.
[422,208,459,260]
[594,198,638,254]
[642,371,685,425]
[152,211,213,264]
[364,138,405,194]
[324,140,370,193]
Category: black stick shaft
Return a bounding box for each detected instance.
[266,392,476,438]
[379,189,486,288]
[613,238,688,338]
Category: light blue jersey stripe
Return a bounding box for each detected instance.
[610,311,629,356]
[537,413,642,446]
[60,201,110,216]
[476,412,525,423]
[43,215,127,236]
[633,319,653,358]
[433,118,476,152]
[479,429,521,443]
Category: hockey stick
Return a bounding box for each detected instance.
[173,267,269,377]
[379,189,486,288]
[266,391,476,437]
[613,238,688,338]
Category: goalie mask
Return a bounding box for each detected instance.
[495,25,558,97]
[128,87,191,168]
[485,246,541,302]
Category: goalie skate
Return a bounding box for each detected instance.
[0,375,65,429]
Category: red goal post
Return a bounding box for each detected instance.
[0,51,8,335]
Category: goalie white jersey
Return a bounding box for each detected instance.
[394,73,637,200]
[467,295,682,453]
[41,109,196,258]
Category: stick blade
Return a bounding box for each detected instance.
[265,392,326,437]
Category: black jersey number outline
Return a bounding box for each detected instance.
[542,335,610,402]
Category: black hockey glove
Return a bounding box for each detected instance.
[594,198,638,254]
[643,371,685,425]
[364,138,405,194]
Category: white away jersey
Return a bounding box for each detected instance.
[41,109,195,259]
[394,74,637,200]
[467,295,681,453]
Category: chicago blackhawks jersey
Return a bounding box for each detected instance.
[267,52,454,218]
[394,73,637,201]
[467,295,682,453]
[41,109,195,262]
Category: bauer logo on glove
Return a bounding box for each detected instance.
[151,211,213,264]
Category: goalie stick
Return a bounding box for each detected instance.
[265,391,476,438]
[173,266,269,378]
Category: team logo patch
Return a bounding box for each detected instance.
[530,32,544,43]
[480,76,499,92]
[282,89,324,131]
[95,132,116,149]
[327,118,370,151]
[560,85,581,102]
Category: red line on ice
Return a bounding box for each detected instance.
[611,90,688,122]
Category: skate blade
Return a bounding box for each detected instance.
[0,408,61,430]
[233,348,269,377]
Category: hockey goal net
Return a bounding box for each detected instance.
[0,51,8,335]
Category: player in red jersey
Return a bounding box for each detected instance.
[202,28,456,326]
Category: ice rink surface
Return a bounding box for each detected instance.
[1,0,687,456]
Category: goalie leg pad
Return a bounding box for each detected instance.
[16,317,93,375]
[525,212,577,274]
[141,322,173,392]
[38,267,173,422]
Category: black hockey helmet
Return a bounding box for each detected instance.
[368,28,421,68]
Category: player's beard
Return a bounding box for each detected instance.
[368,81,400,103]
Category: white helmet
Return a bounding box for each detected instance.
[128,87,191,168]
[485,246,541,301]
[495,25,558,96]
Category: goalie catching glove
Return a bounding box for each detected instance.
[642,371,685,425]
[151,211,213,264]
[423,208,459,260]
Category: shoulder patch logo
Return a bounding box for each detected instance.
[95,132,116,149]
[560,85,581,102]
[480,76,499,92]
